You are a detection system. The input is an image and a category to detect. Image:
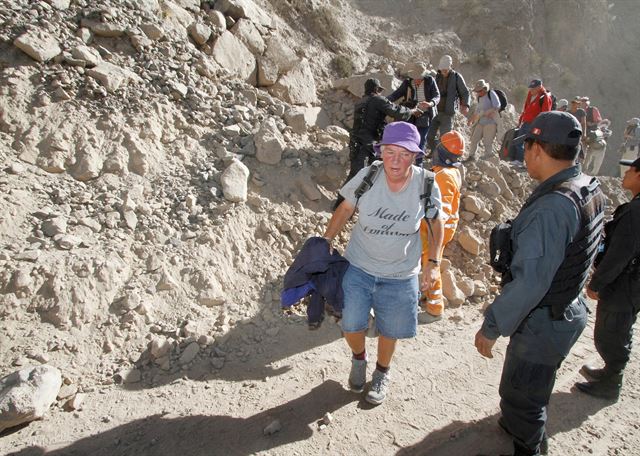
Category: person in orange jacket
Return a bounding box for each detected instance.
[419,131,464,323]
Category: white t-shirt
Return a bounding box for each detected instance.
[339,163,444,279]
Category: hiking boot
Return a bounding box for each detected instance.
[580,364,613,381]
[498,417,548,455]
[348,358,367,393]
[418,311,443,324]
[365,369,391,405]
[575,377,621,401]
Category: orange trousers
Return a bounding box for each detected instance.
[420,219,456,316]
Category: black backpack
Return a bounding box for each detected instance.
[491,89,508,113]
[489,220,514,285]
[539,91,557,111]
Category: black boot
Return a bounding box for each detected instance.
[575,374,622,400]
[580,364,613,381]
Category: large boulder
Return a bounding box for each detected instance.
[70,45,102,67]
[172,0,200,12]
[71,141,103,181]
[269,59,317,105]
[231,19,265,55]
[333,72,398,97]
[282,107,330,131]
[160,0,194,39]
[14,30,61,62]
[441,269,466,307]
[221,159,250,202]
[214,0,273,28]
[457,228,484,256]
[254,118,285,165]
[212,31,256,85]
[86,62,140,92]
[188,23,212,45]
[264,36,298,74]
[0,365,62,433]
[207,10,227,31]
[257,57,279,87]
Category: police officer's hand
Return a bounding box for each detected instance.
[474,329,496,359]
[586,286,599,301]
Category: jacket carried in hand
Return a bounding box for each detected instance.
[281,237,350,328]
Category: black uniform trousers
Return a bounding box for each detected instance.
[499,300,588,455]
[594,304,639,374]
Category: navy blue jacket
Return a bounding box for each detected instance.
[281,237,350,327]
[387,77,440,128]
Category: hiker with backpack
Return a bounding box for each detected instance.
[426,55,471,153]
[510,79,553,166]
[324,121,445,405]
[581,96,602,132]
[466,79,502,160]
[387,63,440,158]
[583,119,612,175]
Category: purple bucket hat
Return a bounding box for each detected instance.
[373,122,423,155]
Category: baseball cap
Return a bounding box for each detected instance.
[528,79,542,89]
[512,111,582,146]
[364,78,385,94]
[373,121,423,155]
[620,157,640,168]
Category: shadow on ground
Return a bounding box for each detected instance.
[395,390,614,456]
[7,380,356,456]
[119,305,344,389]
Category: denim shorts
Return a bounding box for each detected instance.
[341,265,419,339]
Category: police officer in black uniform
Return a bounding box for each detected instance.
[333,78,425,209]
[576,157,640,400]
[475,112,606,456]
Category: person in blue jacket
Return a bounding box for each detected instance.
[324,121,445,406]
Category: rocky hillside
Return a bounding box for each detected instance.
[0,0,636,449]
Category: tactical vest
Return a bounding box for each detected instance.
[351,95,384,144]
[537,174,606,319]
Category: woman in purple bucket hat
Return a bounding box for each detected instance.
[323,121,445,405]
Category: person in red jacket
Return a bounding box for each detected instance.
[511,79,553,165]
